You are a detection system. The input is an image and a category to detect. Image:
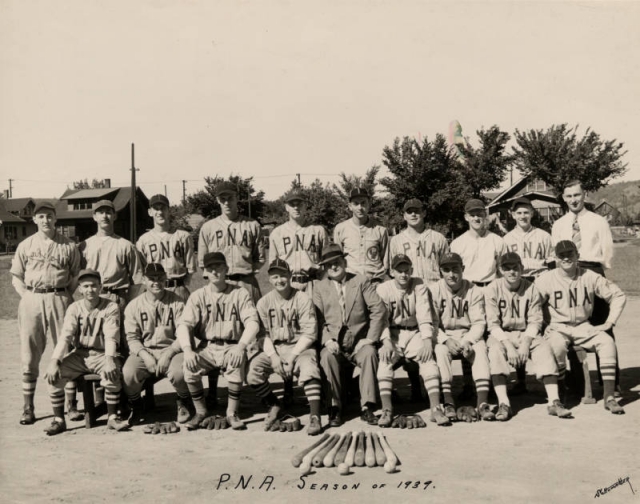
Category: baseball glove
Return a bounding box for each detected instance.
[391,414,426,429]
[277,415,302,432]
[143,421,181,434]
[456,406,479,422]
[200,415,230,430]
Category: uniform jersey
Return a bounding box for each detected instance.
[535,268,626,326]
[376,278,434,339]
[197,214,265,275]
[450,230,506,283]
[256,289,316,344]
[503,226,553,277]
[333,217,389,279]
[136,229,196,279]
[268,221,330,274]
[51,297,120,361]
[429,279,486,343]
[389,228,449,282]
[124,290,185,356]
[484,277,543,341]
[10,232,81,288]
[79,235,143,289]
[180,283,259,342]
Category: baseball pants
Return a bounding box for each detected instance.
[48,349,122,392]
[544,322,618,370]
[486,333,558,379]
[320,343,378,408]
[100,290,129,351]
[247,345,321,385]
[122,350,188,397]
[377,330,439,382]
[436,338,491,385]
[183,342,246,385]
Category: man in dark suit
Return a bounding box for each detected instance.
[312,244,387,427]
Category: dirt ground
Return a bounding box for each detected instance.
[0,298,638,504]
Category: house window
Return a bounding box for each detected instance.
[526,179,547,192]
[73,201,92,210]
[4,226,17,239]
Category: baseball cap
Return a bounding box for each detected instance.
[144,263,166,278]
[403,199,423,212]
[203,251,227,268]
[499,252,522,266]
[149,194,170,207]
[318,243,346,265]
[464,199,486,213]
[510,197,533,211]
[349,187,370,201]
[267,258,291,275]
[439,252,463,268]
[77,269,101,283]
[33,200,56,215]
[391,254,412,269]
[92,200,115,212]
[215,182,238,197]
[555,240,578,256]
[284,189,305,203]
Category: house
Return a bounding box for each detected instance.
[0,198,38,251]
[594,200,621,223]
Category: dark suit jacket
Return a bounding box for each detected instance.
[312,271,387,353]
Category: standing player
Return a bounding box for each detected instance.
[485,252,572,420]
[246,259,323,435]
[136,194,196,302]
[333,187,389,283]
[176,252,260,430]
[43,269,129,435]
[10,201,81,425]
[430,253,495,422]
[375,254,451,427]
[122,263,191,426]
[536,240,626,414]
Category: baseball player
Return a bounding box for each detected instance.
[485,252,572,420]
[246,259,323,436]
[535,240,627,415]
[42,269,129,435]
[333,187,389,282]
[375,254,451,427]
[122,263,191,426]
[10,200,81,425]
[136,194,196,302]
[389,199,449,283]
[176,251,260,430]
[430,252,495,421]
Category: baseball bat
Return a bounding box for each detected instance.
[324,433,346,467]
[334,432,352,466]
[365,431,376,467]
[302,435,336,470]
[354,431,366,467]
[344,431,359,467]
[372,432,387,466]
[378,433,399,466]
[313,434,340,467]
[291,433,330,467]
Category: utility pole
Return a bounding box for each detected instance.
[164,184,168,198]
[296,173,301,187]
[130,143,138,242]
[8,179,13,198]
[182,180,187,205]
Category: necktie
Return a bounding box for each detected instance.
[572,214,582,251]
[338,283,347,324]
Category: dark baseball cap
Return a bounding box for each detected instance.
[555,240,578,256]
[349,187,370,201]
[203,251,227,268]
[33,200,56,215]
[149,194,170,207]
[403,199,423,212]
[439,252,463,268]
[267,258,291,275]
[464,199,486,213]
[215,182,238,197]
[318,243,346,265]
[92,199,115,212]
[77,269,101,283]
[391,254,412,269]
[499,252,522,266]
[510,197,533,211]
[284,189,305,203]
[144,263,166,278]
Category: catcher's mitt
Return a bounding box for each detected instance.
[456,406,479,423]
[143,421,181,434]
[200,415,230,430]
[391,414,426,429]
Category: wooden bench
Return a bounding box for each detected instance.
[567,346,596,404]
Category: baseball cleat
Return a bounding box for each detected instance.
[378,409,393,428]
[226,413,247,430]
[495,403,512,422]
[44,419,67,436]
[547,400,572,418]
[604,396,625,415]
[360,406,377,425]
[68,401,84,422]
[307,415,322,436]
[184,412,208,430]
[443,403,457,421]
[430,406,452,426]
[478,403,495,421]
[107,416,131,432]
[20,406,36,425]
[328,407,342,427]
[176,399,191,424]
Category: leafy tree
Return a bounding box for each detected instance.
[185,175,266,221]
[72,178,110,189]
[332,166,386,225]
[169,204,193,231]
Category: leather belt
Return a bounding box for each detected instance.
[27,286,66,294]
[165,278,185,288]
[389,324,418,331]
[208,339,236,345]
[102,286,128,294]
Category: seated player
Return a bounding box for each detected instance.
[176,252,260,430]
[123,263,191,426]
[485,252,571,420]
[312,244,387,427]
[430,253,495,422]
[536,240,627,415]
[43,269,129,435]
[376,254,451,427]
[247,259,323,435]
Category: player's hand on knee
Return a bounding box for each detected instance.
[270,354,285,377]
[155,350,174,377]
[184,350,200,373]
[282,359,294,380]
[324,339,340,355]
[516,345,530,367]
[226,346,245,368]
[416,342,433,363]
[379,343,395,363]
[461,341,474,359]
[44,360,61,385]
[102,356,118,382]
[140,351,157,374]
[503,342,519,368]
[445,338,462,356]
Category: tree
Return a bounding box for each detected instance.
[72,178,109,189]
[185,175,266,221]
[512,124,628,195]
[332,166,385,225]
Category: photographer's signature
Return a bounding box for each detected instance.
[594,476,635,498]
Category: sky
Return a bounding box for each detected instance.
[1,1,639,205]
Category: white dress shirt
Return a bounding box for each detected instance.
[551,209,613,269]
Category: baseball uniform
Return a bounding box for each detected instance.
[333,217,389,281]
[389,229,449,282]
[503,227,553,279]
[450,231,507,285]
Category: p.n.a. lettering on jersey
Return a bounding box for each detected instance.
[147,241,186,262]
[507,242,546,259]
[551,287,594,310]
[439,298,469,319]
[204,302,241,322]
[140,306,177,330]
[214,228,254,248]
[498,298,530,319]
[267,307,301,330]
[77,315,105,338]
[402,241,439,259]
[389,298,412,320]
[281,234,320,255]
